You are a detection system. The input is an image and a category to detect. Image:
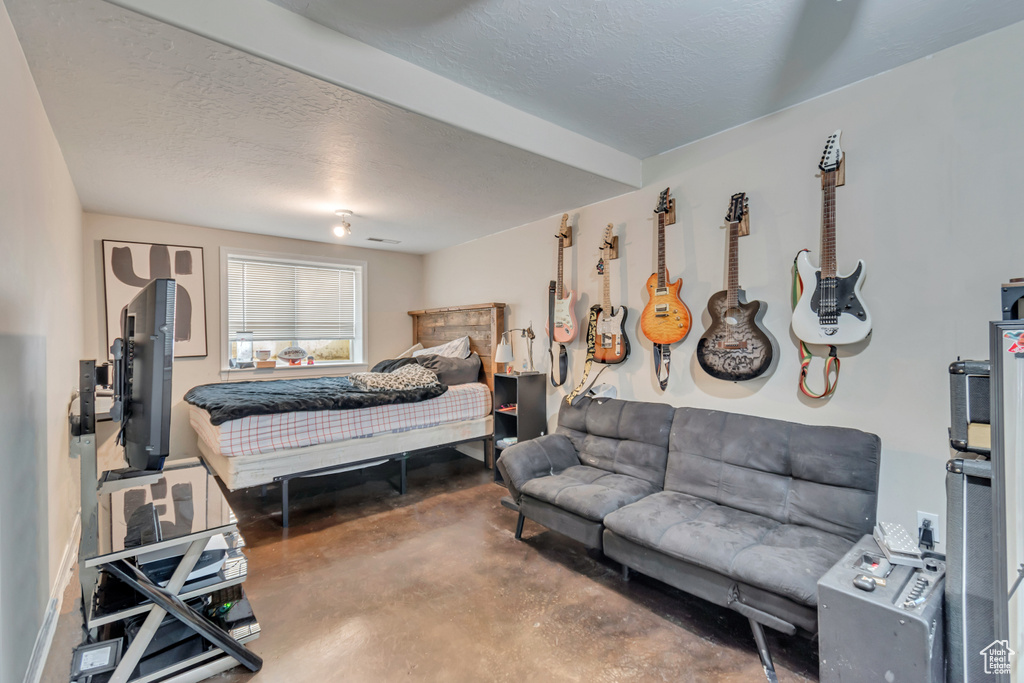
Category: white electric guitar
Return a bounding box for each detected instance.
[545,214,579,343]
[791,130,872,345]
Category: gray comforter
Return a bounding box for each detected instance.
[184,376,447,425]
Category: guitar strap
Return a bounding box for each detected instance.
[653,343,671,390]
[566,304,607,404]
[548,281,568,387]
[792,249,841,399]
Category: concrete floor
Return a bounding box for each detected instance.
[44,451,818,682]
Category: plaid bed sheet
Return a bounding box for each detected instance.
[190,382,493,457]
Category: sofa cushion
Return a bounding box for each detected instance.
[555,397,675,488]
[604,491,854,607]
[730,524,852,606]
[665,408,880,542]
[604,491,780,576]
[519,466,659,522]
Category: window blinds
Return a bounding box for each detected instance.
[227,256,359,342]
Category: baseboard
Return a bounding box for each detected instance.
[23,511,80,683]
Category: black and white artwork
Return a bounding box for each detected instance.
[102,240,207,358]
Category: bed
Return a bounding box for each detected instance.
[189,302,507,526]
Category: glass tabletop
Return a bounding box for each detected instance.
[95,460,236,559]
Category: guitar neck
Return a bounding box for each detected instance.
[603,247,612,312]
[821,170,837,278]
[657,213,666,287]
[556,237,564,298]
[726,221,740,308]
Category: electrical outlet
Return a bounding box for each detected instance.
[917,511,940,547]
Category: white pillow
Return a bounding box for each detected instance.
[413,335,471,359]
[397,343,423,359]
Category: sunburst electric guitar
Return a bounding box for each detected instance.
[545,214,579,343]
[593,224,629,364]
[641,189,691,345]
[791,130,872,345]
[696,193,776,381]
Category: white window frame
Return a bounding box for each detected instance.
[219,247,368,379]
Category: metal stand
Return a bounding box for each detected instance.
[72,359,262,683]
[748,618,780,683]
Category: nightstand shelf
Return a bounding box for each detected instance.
[493,372,547,485]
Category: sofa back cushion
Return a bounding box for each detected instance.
[665,408,880,542]
[556,397,675,488]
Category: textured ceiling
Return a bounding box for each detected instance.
[269,0,1024,158]
[5,0,631,253]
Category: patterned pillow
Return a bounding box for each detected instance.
[350,363,440,392]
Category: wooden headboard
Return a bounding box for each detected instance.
[408,303,507,391]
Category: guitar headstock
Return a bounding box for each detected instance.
[725,192,748,223]
[655,188,670,214]
[819,129,843,173]
[602,223,614,251]
[557,213,572,247]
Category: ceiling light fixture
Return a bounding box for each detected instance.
[333,209,353,237]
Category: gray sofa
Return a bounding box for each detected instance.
[496,396,880,681]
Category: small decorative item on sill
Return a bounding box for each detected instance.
[306,355,314,365]
[278,346,307,366]
[230,331,255,369]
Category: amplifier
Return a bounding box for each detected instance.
[949,360,991,454]
[819,535,945,683]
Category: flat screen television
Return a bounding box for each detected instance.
[113,278,176,471]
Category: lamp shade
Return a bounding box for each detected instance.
[495,339,514,364]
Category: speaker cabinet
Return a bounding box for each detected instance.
[945,458,998,682]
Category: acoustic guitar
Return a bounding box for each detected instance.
[593,224,629,364]
[640,189,691,345]
[696,193,776,381]
[791,130,872,345]
[545,214,579,343]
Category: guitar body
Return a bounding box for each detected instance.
[791,251,872,345]
[696,290,776,381]
[593,305,630,364]
[641,271,691,345]
[545,290,579,343]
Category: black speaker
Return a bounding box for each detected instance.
[945,458,1000,682]
[949,360,991,454]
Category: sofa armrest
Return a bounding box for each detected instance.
[496,434,580,503]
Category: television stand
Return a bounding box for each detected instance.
[72,360,262,682]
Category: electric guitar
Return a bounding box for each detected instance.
[696,193,776,381]
[593,224,629,364]
[545,214,579,343]
[640,189,691,345]
[791,130,872,345]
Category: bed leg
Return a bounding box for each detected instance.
[260,484,267,497]
[281,479,290,528]
[484,437,495,469]
[400,457,407,495]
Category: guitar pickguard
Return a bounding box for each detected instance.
[810,263,867,323]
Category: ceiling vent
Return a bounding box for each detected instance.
[366,237,401,244]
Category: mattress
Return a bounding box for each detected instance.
[190,381,492,457]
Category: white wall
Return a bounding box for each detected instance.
[425,21,1024,547]
[82,213,425,464]
[0,2,83,682]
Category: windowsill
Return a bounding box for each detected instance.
[219,361,367,381]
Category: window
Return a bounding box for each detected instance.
[222,249,366,369]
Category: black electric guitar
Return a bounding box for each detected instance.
[696,193,776,381]
[593,224,629,364]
